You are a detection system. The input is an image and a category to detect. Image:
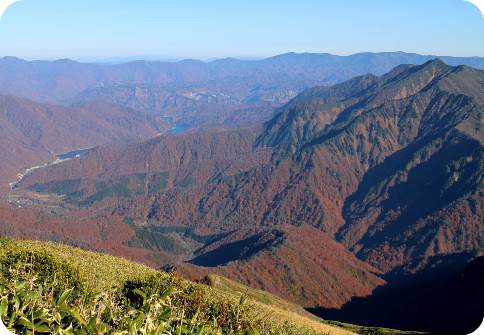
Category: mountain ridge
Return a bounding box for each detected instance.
[0,94,169,185]
[2,59,483,333]
[0,53,482,100]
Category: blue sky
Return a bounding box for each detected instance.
[0,0,483,60]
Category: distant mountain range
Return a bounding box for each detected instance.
[1,52,484,130]
[3,52,484,97]
[1,51,481,184]
[9,59,483,334]
[0,52,484,148]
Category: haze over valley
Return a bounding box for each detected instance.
[0,1,483,334]
[0,52,482,334]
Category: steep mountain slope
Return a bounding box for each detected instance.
[0,94,168,184]
[16,60,483,267]
[11,128,387,312]
[178,225,384,309]
[0,238,361,335]
[1,52,484,129]
[258,60,483,271]
[14,128,270,201]
[7,60,484,332]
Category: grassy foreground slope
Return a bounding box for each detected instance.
[203,275,424,335]
[0,238,357,335]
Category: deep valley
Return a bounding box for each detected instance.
[0,53,483,334]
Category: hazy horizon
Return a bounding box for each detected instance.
[0,0,483,60]
[2,50,484,64]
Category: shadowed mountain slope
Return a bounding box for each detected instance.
[7,60,484,333]
[16,60,483,269]
[311,253,484,334]
[178,225,384,309]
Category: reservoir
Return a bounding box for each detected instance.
[9,147,94,189]
[57,148,94,160]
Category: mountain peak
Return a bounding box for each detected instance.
[0,56,24,63]
[421,58,449,69]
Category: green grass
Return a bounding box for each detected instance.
[0,238,358,335]
[0,238,256,334]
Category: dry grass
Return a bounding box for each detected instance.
[0,238,358,334]
[206,275,357,335]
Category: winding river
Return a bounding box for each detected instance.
[9,118,188,190]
